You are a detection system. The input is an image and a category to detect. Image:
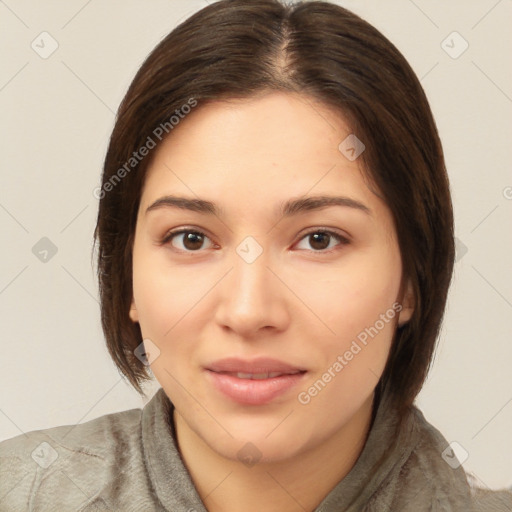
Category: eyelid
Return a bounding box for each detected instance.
[294,227,351,252]
[298,226,351,243]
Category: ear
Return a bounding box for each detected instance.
[129,298,139,323]
[397,279,415,327]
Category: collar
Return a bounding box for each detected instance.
[141,388,208,511]
[140,387,471,511]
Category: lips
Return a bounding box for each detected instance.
[205,357,307,405]
[207,357,306,375]
[223,371,301,380]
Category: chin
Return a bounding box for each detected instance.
[197,415,314,464]
[218,434,306,465]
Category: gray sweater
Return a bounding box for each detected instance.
[1,388,510,511]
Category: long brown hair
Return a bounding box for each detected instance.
[93,0,454,416]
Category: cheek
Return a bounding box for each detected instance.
[132,263,172,337]
[132,240,201,334]
[295,246,402,340]
[132,257,199,395]
[131,244,186,355]
[131,243,220,383]
[290,246,402,400]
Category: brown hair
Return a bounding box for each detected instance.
[93,0,454,415]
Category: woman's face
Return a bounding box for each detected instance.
[130,91,413,463]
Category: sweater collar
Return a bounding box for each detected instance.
[141,388,207,511]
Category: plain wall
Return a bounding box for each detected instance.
[0,0,510,490]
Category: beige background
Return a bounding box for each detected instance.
[0,0,511,491]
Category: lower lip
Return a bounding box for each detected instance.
[206,370,306,405]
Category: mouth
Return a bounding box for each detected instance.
[205,357,307,405]
[215,370,304,380]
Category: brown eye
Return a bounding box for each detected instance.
[162,230,213,252]
[309,232,330,250]
[296,230,349,252]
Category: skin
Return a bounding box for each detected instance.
[129,91,414,512]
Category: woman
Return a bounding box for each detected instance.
[1,1,510,510]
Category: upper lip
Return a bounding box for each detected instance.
[206,357,306,374]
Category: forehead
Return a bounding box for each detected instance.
[138,91,389,228]
[161,91,350,160]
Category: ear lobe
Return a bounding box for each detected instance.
[129,298,139,323]
[397,279,415,327]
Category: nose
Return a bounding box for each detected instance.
[214,246,290,338]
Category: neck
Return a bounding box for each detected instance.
[173,394,375,512]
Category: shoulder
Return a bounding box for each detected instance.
[389,405,512,511]
[467,477,512,512]
[0,406,143,511]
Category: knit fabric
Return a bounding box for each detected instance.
[1,388,510,511]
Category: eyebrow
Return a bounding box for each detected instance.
[145,194,371,218]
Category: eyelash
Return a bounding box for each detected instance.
[159,227,350,254]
